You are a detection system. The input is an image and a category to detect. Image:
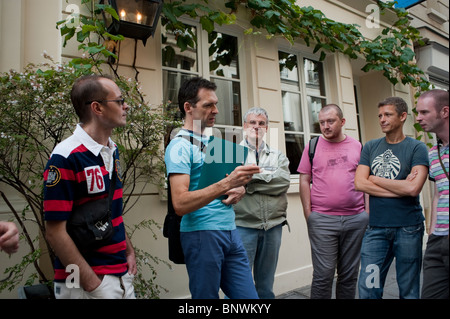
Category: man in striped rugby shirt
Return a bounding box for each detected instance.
[416,89,449,299]
[44,75,136,299]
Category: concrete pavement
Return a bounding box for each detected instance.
[277,258,423,299]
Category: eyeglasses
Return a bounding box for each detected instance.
[85,98,126,105]
[247,120,267,127]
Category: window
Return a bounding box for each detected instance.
[162,23,244,141]
[162,23,198,121]
[279,51,327,174]
[209,32,242,128]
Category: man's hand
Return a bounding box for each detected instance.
[225,164,260,189]
[406,168,419,181]
[0,221,19,254]
[367,165,428,197]
[125,233,137,275]
[45,220,101,292]
[222,186,246,206]
[169,165,260,216]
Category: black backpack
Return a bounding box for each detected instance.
[163,134,206,264]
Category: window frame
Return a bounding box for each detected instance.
[278,47,330,178]
[161,18,248,139]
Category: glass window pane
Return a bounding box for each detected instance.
[304,58,325,96]
[212,78,242,127]
[279,52,299,89]
[209,32,239,79]
[282,91,303,132]
[162,70,195,120]
[307,96,327,134]
[285,133,305,174]
[161,24,198,72]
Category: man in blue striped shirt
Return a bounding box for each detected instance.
[416,89,449,299]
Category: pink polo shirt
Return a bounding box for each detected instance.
[298,136,365,216]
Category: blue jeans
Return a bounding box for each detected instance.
[180,229,258,299]
[237,224,283,299]
[358,224,424,299]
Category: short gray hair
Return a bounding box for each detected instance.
[243,107,269,123]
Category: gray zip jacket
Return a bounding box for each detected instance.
[233,140,290,230]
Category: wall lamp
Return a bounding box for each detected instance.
[104,0,163,45]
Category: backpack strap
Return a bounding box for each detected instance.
[437,141,449,180]
[308,136,319,166]
[308,137,319,184]
[177,134,207,154]
[166,134,207,217]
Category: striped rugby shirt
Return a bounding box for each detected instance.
[44,124,128,281]
[429,141,449,236]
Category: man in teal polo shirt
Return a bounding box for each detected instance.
[165,77,260,299]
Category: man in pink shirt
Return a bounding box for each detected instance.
[298,104,368,299]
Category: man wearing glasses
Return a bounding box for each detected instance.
[233,107,290,299]
[44,75,137,299]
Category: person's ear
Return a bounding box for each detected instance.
[90,101,103,116]
[440,105,449,119]
[184,102,193,115]
[400,111,407,123]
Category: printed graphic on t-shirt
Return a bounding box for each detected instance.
[326,154,348,168]
[84,165,105,194]
[371,149,401,180]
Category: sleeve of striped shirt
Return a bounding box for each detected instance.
[43,154,76,221]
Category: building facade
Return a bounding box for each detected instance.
[0,0,448,298]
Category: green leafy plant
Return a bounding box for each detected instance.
[0,59,78,291]
[162,0,430,95]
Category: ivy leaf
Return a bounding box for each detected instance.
[82,25,97,33]
[176,35,194,52]
[413,123,424,132]
[200,16,214,33]
[399,48,415,63]
[248,0,272,10]
[313,43,321,54]
[162,5,179,24]
[225,0,238,11]
[104,32,124,41]
[97,4,119,21]
[209,60,220,71]
[62,28,76,47]
[319,51,327,61]
[250,15,266,28]
[77,30,90,43]
[264,10,280,19]
[56,19,67,29]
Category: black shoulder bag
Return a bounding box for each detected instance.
[163,177,185,264]
[67,164,116,250]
